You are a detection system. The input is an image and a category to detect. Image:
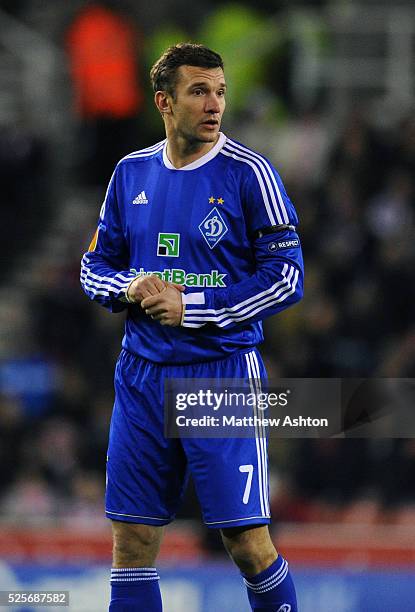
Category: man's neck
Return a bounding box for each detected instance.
[165,132,219,169]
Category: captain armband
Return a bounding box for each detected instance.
[253,224,296,240]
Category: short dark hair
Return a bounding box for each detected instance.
[150,43,224,98]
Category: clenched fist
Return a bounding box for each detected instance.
[126,274,166,302]
[141,285,184,327]
[127,274,184,300]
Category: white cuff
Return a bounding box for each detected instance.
[182,291,205,305]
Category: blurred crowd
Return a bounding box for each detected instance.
[0,1,414,536]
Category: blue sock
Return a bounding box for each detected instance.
[109,567,162,611]
[242,555,298,612]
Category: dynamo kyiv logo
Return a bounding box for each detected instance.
[199,207,228,249]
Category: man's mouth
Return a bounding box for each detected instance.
[201,119,219,128]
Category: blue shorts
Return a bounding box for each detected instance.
[105,348,270,529]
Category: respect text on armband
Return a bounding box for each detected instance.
[130,267,227,287]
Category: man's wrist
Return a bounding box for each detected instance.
[180,293,186,325]
[124,277,138,303]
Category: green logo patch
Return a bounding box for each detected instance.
[157,233,180,257]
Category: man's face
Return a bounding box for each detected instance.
[168,65,226,144]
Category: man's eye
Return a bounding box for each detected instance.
[194,89,204,95]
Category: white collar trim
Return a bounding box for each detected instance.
[163,132,226,171]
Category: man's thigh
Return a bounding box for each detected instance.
[184,435,270,528]
[221,524,273,550]
[106,350,189,525]
[182,348,271,529]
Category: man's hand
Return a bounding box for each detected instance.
[126,274,165,302]
[141,285,184,326]
[127,274,183,303]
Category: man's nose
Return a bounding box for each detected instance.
[205,94,221,113]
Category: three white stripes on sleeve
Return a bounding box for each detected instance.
[183,263,299,328]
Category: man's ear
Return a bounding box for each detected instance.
[155,91,172,115]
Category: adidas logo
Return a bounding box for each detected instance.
[133,190,149,204]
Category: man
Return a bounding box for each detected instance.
[81,43,303,612]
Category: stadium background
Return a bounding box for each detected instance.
[0,0,414,610]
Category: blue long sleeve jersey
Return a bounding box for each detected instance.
[81,133,304,364]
